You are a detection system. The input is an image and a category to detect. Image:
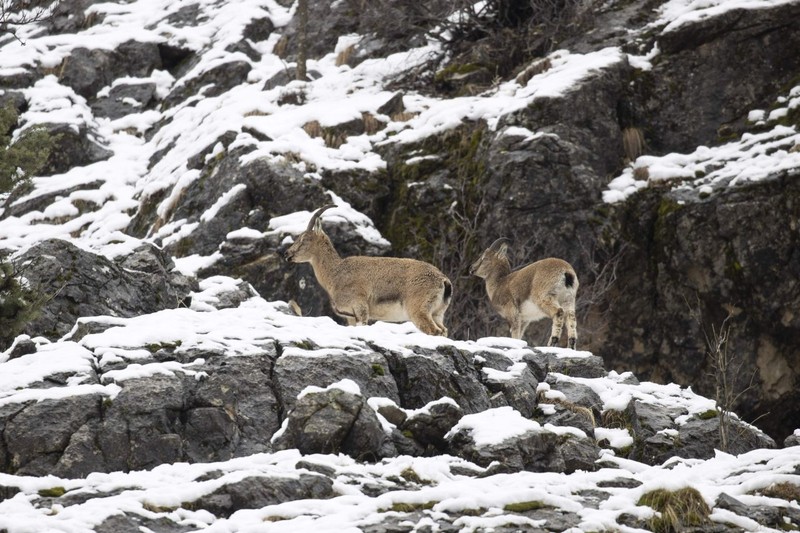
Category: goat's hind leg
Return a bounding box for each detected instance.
[566,308,578,350]
[410,309,444,336]
[539,297,565,347]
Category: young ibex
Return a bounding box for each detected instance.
[470,238,579,349]
[283,204,452,336]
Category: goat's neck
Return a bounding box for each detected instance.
[308,237,343,290]
[484,265,512,303]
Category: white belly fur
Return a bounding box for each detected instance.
[520,301,548,322]
[370,301,409,323]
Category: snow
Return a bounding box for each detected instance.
[605,86,800,204]
[445,406,542,446]
[1,0,799,529]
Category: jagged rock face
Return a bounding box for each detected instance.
[361,2,800,440]
[605,175,800,441]
[640,1,800,154]
[11,240,195,339]
[3,344,281,478]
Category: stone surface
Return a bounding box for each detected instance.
[12,239,194,340]
[272,386,394,460]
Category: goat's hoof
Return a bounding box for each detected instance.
[548,336,559,347]
[568,338,577,350]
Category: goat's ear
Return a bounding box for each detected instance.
[312,217,324,233]
[497,242,509,256]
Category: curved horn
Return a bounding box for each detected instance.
[306,204,336,232]
[488,237,511,252]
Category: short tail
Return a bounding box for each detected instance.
[564,272,575,288]
[442,279,453,304]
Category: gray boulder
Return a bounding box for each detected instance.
[382,346,491,415]
[91,82,158,120]
[5,394,103,476]
[400,399,464,452]
[59,41,162,99]
[188,474,335,518]
[448,424,600,474]
[272,384,394,461]
[0,348,280,477]
[273,350,399,415]
[38,123,113,176]
[13,239,195,340]
[163,60,252,108]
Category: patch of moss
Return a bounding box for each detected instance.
[385,501,436,513]
[371,363,385,377]
[638,487,711,533]
[503,500,547,512]
[145,340,183,353]
[37,486,66,498]
[383,123,487,264]
[434,62,483,83]
[697,409,718,420]
[292,339,315,350]
[399,467,425,485]
[173,236,195,258]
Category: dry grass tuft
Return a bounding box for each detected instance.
[760,481,800,502]
[390,111,418,123]
[362,112,384,135]
[633,166,650,181]
[638,487,711,533]
[515,58,552,86]
[335,44,356,67]
[302,120,323,138]
[622,127,646,162]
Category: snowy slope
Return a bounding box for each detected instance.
[1,0,800,531]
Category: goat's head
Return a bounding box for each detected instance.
[283,204,336,263]
[469,237,511,278]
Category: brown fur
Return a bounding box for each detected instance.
[285,205,452,336]
[471,239,579,348]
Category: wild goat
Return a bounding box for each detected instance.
[470,238,579,349]
[283,204,452,336]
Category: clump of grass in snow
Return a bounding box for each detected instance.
[759,482,800,503]
[638,487,710,533]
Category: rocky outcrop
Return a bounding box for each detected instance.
[11,239,195,339]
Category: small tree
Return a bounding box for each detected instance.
[0,259,38,349]
[0,104,53,191]
[1,0,59,42]
[687,298,758,452]
[0,104,53,350]
[295,0,308,81]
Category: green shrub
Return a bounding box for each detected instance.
[0,260,40,349]
[0,104,54,193]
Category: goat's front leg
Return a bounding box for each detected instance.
[509,316,526,339]
[351,303,370,326]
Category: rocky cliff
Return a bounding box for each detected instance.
[1,0,800,530]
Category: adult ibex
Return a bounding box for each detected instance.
[283,204,452,336]
[470,238,579,349]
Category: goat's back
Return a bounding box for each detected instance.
[511,257,578,301]
[334,256,449,291]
